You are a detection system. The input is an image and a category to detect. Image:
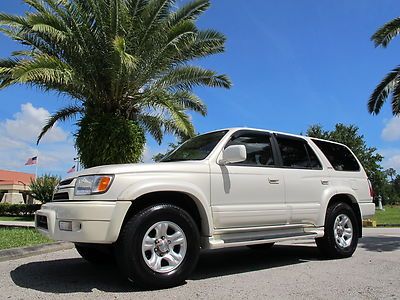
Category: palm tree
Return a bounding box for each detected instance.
[369,17,400,115]
[0,0,231,167]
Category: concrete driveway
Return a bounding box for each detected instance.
[0,228,399,299]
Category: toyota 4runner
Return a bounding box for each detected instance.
[35,127,375,288]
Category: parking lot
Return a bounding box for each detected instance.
[0,228,399,300]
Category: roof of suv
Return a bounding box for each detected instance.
[206,127,348,147]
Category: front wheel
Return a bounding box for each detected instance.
[115,204,200,289]
[316,202,359,258]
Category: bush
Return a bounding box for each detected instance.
[29,174,60,203]
[0,203,42,216]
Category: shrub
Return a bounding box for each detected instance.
[29,174,60,203]
[0,203,41,216]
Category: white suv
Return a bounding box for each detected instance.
[35,127,375,288]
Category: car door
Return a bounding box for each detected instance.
[273,134,329,225]
[210,130,287,229]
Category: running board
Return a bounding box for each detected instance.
[204,228,324,249]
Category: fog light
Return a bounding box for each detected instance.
[59,221,72,231]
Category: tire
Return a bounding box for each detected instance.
[316,202,359,259]
[75,243,114,264]
[115,204,200,289]
[247,243,275,250]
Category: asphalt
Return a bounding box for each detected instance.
[0,228,399,299]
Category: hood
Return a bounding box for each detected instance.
[62,160,210,180]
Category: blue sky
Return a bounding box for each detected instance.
[1,0,400,176]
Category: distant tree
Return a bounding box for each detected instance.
[306,124,385,198]
[152,135,191,162]
[368,16,400,115]
[29,174,60,203]
[0,0,231,168]
[384,168,397,182]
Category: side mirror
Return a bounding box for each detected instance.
[219,145,247,165]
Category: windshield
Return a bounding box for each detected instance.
[161,130,229,162]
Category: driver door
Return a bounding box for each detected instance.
[210,130,287,229]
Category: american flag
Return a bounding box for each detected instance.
[25,156,37,166]
[67,165,76,173]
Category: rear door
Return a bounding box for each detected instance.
[273,134,329,225]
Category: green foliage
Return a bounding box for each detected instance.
[0,0,232,166]
[29,174,60,203]
[306,124,385,198]
[369,17,400,115]
[0,203,42,216]
[380,169,400,205]
[76,113,146,167]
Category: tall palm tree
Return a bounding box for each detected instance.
[369,17,400,115]
[0,0,231,167]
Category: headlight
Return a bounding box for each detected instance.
[74,175,114,196]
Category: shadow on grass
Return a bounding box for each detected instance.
[10,245,321,294]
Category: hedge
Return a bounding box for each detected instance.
[0,203,42,216]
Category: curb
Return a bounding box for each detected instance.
[0,222,35,228]
[0,242,74,262]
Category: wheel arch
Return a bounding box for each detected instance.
[120,191,211,238]
[326,193,363,238]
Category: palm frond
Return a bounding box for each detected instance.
[372,17,400,48]
[172,90,206,115]
[137,114,165,143]
[368,66,400,114]
[37,105,83,143]
[156,65,232,90]
[138,0,174,48]
[168,0,210,27]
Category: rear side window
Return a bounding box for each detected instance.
[276,136,322,169]
[312,139,360,171]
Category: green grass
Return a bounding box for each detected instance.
[0,216,34,222]
[372,205,400,225]
[0,228,53,250]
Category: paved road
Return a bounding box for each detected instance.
[0,228,399,300]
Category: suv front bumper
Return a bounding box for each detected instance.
[35,201,131,244]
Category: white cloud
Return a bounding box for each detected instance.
[0,103,76,176]
[380,148,400,172]
[381,117,400,141]
[2,102,67,144]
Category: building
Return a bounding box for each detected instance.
[0,169,35,204]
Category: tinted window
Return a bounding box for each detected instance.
[161,130,228,162]
[277,137,322,169]
[226,131,274,166]
[312,139,360,171]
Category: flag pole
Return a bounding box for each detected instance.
[35,149,38,178]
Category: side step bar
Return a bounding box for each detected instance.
[205,227,324,249]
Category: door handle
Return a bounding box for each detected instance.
[268,178,280,184]
[321,180,329,185]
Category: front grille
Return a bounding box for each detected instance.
[36,215,48,230]
[53,192,69,201]
[59,178,74,186]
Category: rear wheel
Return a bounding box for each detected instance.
[116,204,200,289]
[316,202,359,258]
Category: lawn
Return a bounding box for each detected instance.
[0,228,53,250]
[372,205,400,226]
[0,216,34,222]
